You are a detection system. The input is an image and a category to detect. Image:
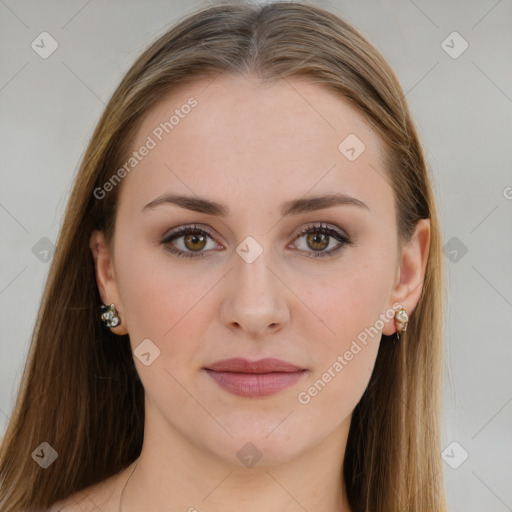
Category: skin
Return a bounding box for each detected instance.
[57,74,430,511]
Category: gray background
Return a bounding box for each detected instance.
[1,1,511,510]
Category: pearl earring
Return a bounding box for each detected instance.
[394,307,409,340]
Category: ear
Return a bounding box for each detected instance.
[382,218,430,336]
[89,230,128,335]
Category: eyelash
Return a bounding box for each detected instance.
[160,223,353,259]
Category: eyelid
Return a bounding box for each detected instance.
[290,222,352,258]
[294,221,350,240]
[160,222,352,258]
[161,224,223,249]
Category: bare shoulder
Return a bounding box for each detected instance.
[46,464,134,512]
[47,485,113,512]
[46,487,99,512]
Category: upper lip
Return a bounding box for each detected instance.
[204,357,305,373]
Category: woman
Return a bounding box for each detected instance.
[0,2,447,511]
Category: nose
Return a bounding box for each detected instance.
[219,247,291,338]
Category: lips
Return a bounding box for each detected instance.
[204,357,307,398]
[205,357,304,373]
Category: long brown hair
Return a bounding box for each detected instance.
[0,2,447,510]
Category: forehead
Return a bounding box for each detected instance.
[118,73,393,220]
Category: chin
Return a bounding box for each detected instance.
[199,420,311,468]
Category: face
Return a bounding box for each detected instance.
[92,74,412,467]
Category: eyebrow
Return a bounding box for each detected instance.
[141,192,370,216]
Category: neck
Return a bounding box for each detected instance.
[119,405,353,512]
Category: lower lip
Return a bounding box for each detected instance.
[204,369,307,397]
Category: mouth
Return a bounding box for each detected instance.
[203,357,308,398]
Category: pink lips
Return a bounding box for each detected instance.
[204,357,307,398]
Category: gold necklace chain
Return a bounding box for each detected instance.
[118,459,347,511]
[118,460,139,512]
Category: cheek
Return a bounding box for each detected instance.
[114,224,394,381]
[294,275,385,416]
[294,251,395,345]
[114,240,225,371]
[292,248,394,400]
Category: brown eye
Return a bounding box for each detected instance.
[161,223,352,260]
[183,232,207,251]
[305,232,329,252]
[293,223,353,258]
[161,225,219,258]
